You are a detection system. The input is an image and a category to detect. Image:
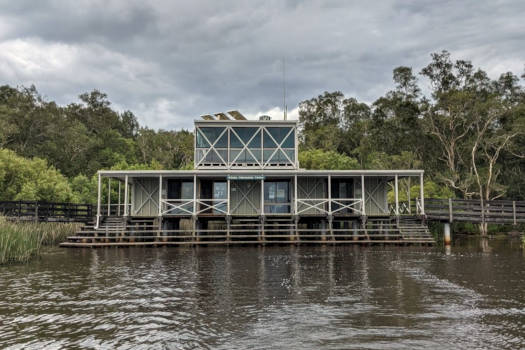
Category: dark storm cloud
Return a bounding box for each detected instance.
[0,0,524,129]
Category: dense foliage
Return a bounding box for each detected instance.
[0,51,524,205]
[299,51,525,201]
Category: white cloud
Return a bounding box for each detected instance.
[0,0,523,131]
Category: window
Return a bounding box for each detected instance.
[263,127,295,164]
[264,181,290,213]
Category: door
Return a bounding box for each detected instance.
[166,179,194,214]
[331,179,354,214]
[213,182,227,214]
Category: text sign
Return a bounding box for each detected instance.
[227,175,266,181]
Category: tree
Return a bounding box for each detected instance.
[0,148,74,202]
[299,149,359,170]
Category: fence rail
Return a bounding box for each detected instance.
[425,198,525,224]
[0,200,93,222]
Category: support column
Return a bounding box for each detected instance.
[294,175,298,215]
[158,175,163,216]
[227,177,231,215]
[227,176,231,242]
[394,174,399,216]
[361,174,366,227]
[107,178,111,216]
[260,178,265,242]
[96,172,101,228]
[328,175,332,215]
[444,222,451,245]
[419,173,425,215]
[124,175,129,217]
[118,181,121,216]
[193,175,198,243]
[157,175,162,242]
[260,178,264,216]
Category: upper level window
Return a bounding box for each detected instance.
[194,124,297,168]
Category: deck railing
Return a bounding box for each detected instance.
[0,200,93,222]
[296,198,364,215]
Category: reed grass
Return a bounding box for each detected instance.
[0,216,80,264]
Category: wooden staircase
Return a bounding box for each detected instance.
[397,218,434,243]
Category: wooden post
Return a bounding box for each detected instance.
[124,175,129,217]
[419,173,425,215]
[96,172,101,228]
[513,201,517,226]
[448,198,453,223]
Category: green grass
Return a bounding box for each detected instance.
[0,217,80,264]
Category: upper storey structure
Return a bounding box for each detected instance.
[194,111,298,170]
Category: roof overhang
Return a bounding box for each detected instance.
[99,169,424,179]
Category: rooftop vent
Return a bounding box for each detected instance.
[259,115,271,121]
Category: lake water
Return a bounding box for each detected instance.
[1,236,524,349]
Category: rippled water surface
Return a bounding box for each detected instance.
[1,236,525,349]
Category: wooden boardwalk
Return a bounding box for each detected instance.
[425,198,525,224]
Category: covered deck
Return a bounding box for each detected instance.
[95,169,425,225]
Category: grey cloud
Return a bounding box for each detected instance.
[0,0,523,130]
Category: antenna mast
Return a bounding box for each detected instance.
[283,57,287,120]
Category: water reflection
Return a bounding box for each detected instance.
[0,236,524,349]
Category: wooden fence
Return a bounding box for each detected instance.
[425,198,525,224]
[0,201,93,222]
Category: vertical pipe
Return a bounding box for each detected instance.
[419,173,425,215]
[261,178,265,215]
[444,222,451,245]
[118,181,121,216]
[107,178,111,216]
[260,126,264,168]
[96,172,101,228]
[227,126,230,168]
[193,175,197,215]
[328,175,332,214]
[294,175,298,214]
[361,174,366,216]
[158,175,162,216]
[294,125,298,168]
[227,176,231,215]
[194,127,198,169]
[394,174,399,216]
[124,175,129,216]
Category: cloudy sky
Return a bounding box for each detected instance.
[0,0,524,130]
